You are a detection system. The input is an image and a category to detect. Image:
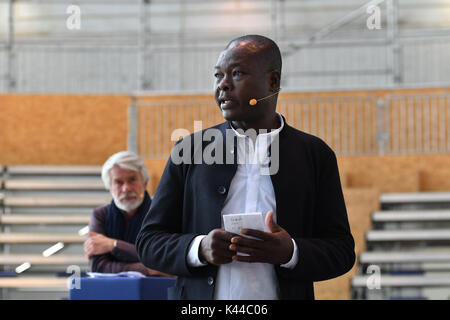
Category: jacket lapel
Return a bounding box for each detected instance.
[269,117,291,229]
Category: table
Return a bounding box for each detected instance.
[69,276,176,300]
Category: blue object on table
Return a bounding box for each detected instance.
[0,272,17,277]
[69,276,176,300]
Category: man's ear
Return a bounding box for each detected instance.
[268,69,281,92]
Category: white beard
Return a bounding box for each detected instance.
[112,193,144,213]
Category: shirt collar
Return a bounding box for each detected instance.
[230,112,284,139]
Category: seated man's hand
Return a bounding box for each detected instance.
[146,268,176,278]
[199,229,237,266]
[228,210,294,265]
[84,232,115,258]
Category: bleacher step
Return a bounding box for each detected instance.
[367,229,450,242]
[3,196,111,207]
[351,275,450,288]
[359,251,450,264]
[6,166,102,175]
[0,233,86,244]
[0,214,90,225]
[372,210,450,222]
[380,192,450,204]
[0,277,68,289]
[4,179,104,190]
[0,254,87,265]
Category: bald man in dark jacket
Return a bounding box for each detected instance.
[136,35,355,300]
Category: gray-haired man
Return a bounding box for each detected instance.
[84,150,169,276]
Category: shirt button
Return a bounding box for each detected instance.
[207,277,214,286]
[217,186,227,195]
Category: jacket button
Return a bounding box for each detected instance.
[217,186,227,195]
[207,277,214,286]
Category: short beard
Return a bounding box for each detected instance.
[112,193,144,213]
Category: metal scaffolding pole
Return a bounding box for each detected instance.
[6,0,16,92]
[179,0,186,91]
[387,0,401,85]
[279,0,286,41]
[138,0,151,91]
[127,96,138,154]
[270,0,278,42]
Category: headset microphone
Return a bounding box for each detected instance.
[249,88,281,106]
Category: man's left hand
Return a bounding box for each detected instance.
[228,210,294,265]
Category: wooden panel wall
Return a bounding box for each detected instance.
[0,94,129,165]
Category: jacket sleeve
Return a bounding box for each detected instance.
[111,240,140,262]
[90,254,149,275]
[276,141,355,282]
[88,206,148,275]
[135,153,200,277]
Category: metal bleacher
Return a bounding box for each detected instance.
[351,192,450,300]
[0,165,111,300]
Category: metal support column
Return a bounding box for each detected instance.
[386,0,401,85]
[127,96,138,154]
[6,0,16,92]
[138,0,151,91]
[270,0,278,42]
[279,0,286,41]
[179,0,186,91]
[376,98,389,155]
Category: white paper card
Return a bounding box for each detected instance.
[87,271,146,278]
[223,212,265,237]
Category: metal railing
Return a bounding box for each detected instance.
[128,90,450,159]
[2,43,139,94]
[381,93,450,154]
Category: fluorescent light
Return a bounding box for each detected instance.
[42,242,64,257]
[78,225,89,236]
[15,262,31,274]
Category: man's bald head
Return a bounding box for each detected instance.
[226,35,282,76]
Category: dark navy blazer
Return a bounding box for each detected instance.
[136,117,355,300]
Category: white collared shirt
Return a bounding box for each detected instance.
[187,113,299,300]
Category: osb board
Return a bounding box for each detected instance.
[420,169,450,191]
[348,168,420,192]
[338,154,450,192]
[144,159,168,196]
[0,94,129,165]
[314,188,380,300]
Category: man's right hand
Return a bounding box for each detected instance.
[84,232,114,258]
[199,228,236,266]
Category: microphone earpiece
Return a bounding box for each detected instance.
[139,193,144,199]
[249,88,281,106]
